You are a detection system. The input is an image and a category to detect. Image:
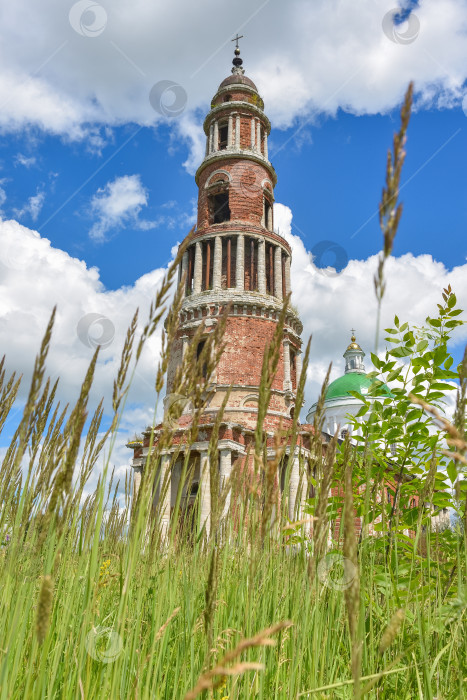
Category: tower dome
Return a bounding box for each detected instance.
[306,332,390,438]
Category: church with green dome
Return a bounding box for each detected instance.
[306,332,390,438]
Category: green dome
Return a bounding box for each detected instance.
[326,373,392,400]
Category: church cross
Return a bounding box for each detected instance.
[350,328,356,336]
[232,34,244,49]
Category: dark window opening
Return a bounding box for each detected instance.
[221,236,236,288]
[186,245,195,295]
[266,243,275,295]
[244,237,257,291]
[190,483,199,496]
[219,124,228,150]
[202,240,214,290]
[209,192,230,224]
[197,340,208,379]
[223,94,232,102]
[290,349,297,389]
[264,198,273,230]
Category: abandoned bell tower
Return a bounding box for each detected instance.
[128,45,312,537]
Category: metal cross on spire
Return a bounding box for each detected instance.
[231,34,244,49]
[350,328,356,336]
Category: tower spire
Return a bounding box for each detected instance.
[231,34,245,75]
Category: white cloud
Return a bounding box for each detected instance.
[14,190,45,222]
[0,0,466,158]
[88,174,152,241]
[15,154,36,168]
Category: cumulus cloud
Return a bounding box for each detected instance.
[88,174,153,241]
[0,0,466,158]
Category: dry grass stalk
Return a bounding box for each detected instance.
[36,575,53,644]
[184,621,292,700]
[154,606,181,643]
[374,82,413,304]
[261,428,286,540]
[308,364,335,579]
[379,609,405,654]
[343,455,361,698]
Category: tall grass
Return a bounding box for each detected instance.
[0,84,466,699]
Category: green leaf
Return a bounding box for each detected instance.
[394,315,400,327]
[370,352,382,369]
[389,346,412,358]
[447,461,458,484]
[447,293,457,308]
[430,382,455,391]
[384,328,399,334]
[386,367,403,382]
[417,340,428,353]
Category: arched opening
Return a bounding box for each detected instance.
[219,121,228,150]
[208,191,230,224]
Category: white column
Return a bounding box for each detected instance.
[288,455,300,521]
[199,450,211,538]
[235,115,241,149]
[213,235,222,289]
[250,118,256,149]
[274,246,283,300]
[236,234,245,291]
[256,121,261,154]
[213,120,219,151]
[296,350,303,384]
[181,334,189,357]
[258,238,266,294]
[160,454,171,542]
[284,255,291,295]
[283,339,292,392]
[209,123,214,154]
[133,466,142,501]
[181,251,188,292]
[193,241,202,294]
[219,449,232,521]
[227,115,233,148]
[264,132,268,160]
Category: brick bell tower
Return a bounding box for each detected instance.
[129,44,312,537]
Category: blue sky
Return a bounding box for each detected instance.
[1,0,467,485]
[2,103,466,289]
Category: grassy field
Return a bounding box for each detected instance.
[0,84,466,699]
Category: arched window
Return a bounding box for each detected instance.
[219,121,228,150]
